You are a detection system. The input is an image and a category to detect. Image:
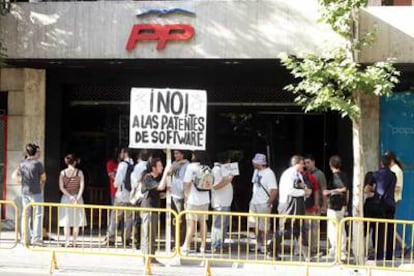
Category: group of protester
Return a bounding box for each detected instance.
[104,148,235,264]
[13,142,404,263]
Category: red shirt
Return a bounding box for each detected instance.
[303,171,319,213]
[106,159,118,197]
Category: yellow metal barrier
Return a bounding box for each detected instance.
[0,200,19,249]
[23,202,178,261]
[177,210,339,267]
[340,216,414,273]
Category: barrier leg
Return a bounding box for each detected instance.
[49,251,59,274]
[144,257,152,276]
[204,259,211,276]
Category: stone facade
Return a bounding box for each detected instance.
[0,68,45,220]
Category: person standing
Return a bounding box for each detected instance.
[323,155,348,261]
[58,154,87,247]
[276,155,311,260]
[181,151,211,254]
[248,153,277,254]
[211,152,234,252]
[169,149,189,247]
[301,168,319,254]
[18,143,46,246]
[384,151,407,253]
[106,148,134,246]
[140,158,166,265]
[384,152,403,205]
[106,148,119,205]
[130,149,151,249]
[370,155,397,260]
[304,155,327,214]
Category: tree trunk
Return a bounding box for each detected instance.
[351,93,380,265]
[351,117,365,265]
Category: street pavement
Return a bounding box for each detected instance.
[0,244,411,276]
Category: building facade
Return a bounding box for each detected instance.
[0,0,413,221]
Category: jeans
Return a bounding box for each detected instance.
[21,193,43,244]
[141,211,158,255]
[172,197,186,246]
[107,201,134,242]
[211,206,231,250]
[327,208,347,256]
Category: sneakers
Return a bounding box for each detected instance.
[31,240,44,247]
[149,258,164,266]
[180,246,189,256]
[322,250,336,260]
[266,252,281,261]
[259,245,266,254]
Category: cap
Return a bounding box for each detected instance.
[252,153,267,166]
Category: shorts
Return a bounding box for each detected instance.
[248,202,272,231]
[185,203,209,222]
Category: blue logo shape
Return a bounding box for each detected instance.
[136,8,196,18]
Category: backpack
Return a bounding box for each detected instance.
[129,180,147,205]
[122,161,135,192]
[193,165,214,192]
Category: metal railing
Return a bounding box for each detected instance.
[176,210,337,267]
[15,201,414,274]
[340,216,414,273]
[0,200,19,249]
[22,202,178,260]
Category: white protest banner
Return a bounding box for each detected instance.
[129,88,207,150]
[221,162,240,176]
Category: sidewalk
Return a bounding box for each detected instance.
[0,244,410,276]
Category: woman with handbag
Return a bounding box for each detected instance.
[58,154,87,247]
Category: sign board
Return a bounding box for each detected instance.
[380,92,414,244]
[221,162,240,176]
[126,24,195,51]
[129,88,207,150]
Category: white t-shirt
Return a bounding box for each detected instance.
[390,164,403,202]
[131,160,147,189]
[183,162,210,205]
[278,166,305,204]
[114,158,134,203]
[250,167,277,204]
[211,163,233,208]
[171,160,189,199]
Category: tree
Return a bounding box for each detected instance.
[280,0,399,264]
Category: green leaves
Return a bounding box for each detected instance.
[281,0,399,120]
[281,48,399,120]
[318,0,368,39]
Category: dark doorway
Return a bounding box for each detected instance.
[45,60,353,207]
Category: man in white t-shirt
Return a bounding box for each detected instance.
[248,153,277,254]
[130,149,151,249]
[170,149,189,247]
[275,155,311,260]
[181,151,211,254]
[106,148,134,246]
[211,152,234,252]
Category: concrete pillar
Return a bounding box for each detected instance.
[0,68,45,220]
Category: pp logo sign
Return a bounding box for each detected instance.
[126,24,195,51]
